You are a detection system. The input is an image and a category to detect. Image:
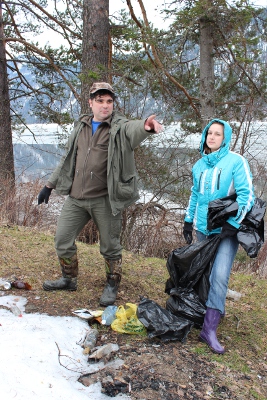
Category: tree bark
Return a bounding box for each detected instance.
[199,16,215,129]
[0,1,15,196]
[81,0,110,113]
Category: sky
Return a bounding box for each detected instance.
[34,0,168,46]
[110,0,266,19]
[34,0,266,47]
[0,294,130,400]
[110,0,266,16]
[109,0,167,23]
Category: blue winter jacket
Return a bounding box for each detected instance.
[184,119,255,235]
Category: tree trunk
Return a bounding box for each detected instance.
[199,16,215,129]
[81,0,110,113]
[0,1,15,198]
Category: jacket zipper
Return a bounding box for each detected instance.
[90,171,106,183]
[217,169,222,190]
[198,172,203,192]
[81,148,90,197]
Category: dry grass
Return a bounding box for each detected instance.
[0,224,169,315]
[0,180,184,258]
[1,180,266,277]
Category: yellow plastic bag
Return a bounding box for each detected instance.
[111,303,147,335]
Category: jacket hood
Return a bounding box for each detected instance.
[199,119,232,166]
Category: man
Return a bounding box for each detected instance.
[38,82,163,306]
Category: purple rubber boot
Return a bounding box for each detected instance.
[199,308,225,354]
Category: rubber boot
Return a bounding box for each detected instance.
[99,258,122,306]
[43,254,78,291]
[199,307,225,354]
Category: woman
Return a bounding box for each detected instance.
[183,119,254,354]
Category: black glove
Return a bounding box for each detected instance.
[183,222,193,244]
[38,186,53,205]
[220,222,238,239]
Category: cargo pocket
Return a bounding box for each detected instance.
[117,177,136,200]
[110,215,122,239]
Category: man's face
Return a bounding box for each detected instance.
[89,93,114,122]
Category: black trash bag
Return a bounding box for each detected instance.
[137,297,193,342]
[208,196,266,258]
[166,235,221,304]
[208,196,266,232]
[166,287,206,328]
[207,194,238,231]
[237,198,266,258]
[164,236,221,326]
[237,227,263,258]
[242,197,266,230]
[178,235,221,290]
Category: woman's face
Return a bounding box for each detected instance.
[206,123,224,152]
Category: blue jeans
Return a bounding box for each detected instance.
[196,231,239,314]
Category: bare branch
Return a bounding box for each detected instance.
[126,0,201,117]
[6,37,80,101]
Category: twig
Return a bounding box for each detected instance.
[55,341,86,373]
[234,314,240,330]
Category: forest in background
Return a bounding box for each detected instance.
[1,0,267,274]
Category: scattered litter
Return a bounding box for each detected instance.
[0,279,32,291]
[82,328,99,354]
[101,305,118,325]
[137,297,193,342]
[8,303,22,317]
[111,303,147,335]
[11,280,32,290]
[0,295,131,399]
[88,343,119,361]
[0,279,11,290]
[226,289,242,301]
[73,309,103,320]
[78,358,125,388]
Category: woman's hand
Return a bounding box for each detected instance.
[183,222,193,244]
